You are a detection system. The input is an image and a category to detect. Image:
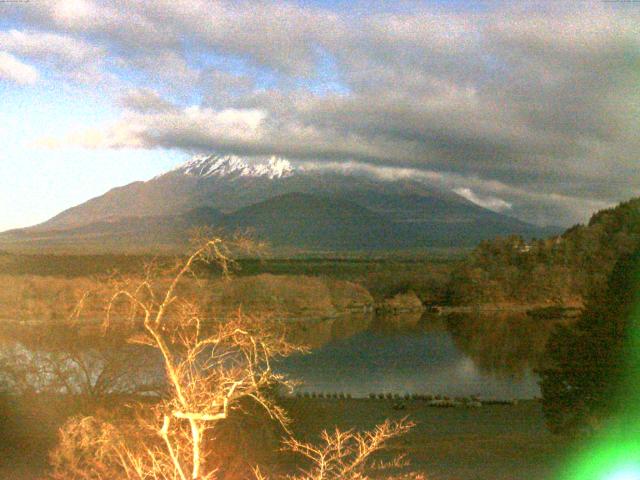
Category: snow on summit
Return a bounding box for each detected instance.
[174,155,295,179]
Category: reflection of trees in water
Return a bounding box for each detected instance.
[0,323,162,399]
[0,310,570,391]
[286,313,374,349]
[444,312,571,379]
[286,310,426,349]
[0,310,421,395]
[369,311,424,335]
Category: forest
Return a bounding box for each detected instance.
[445,198,640,306]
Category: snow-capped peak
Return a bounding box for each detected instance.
[251,157,295,179]
[173,155,295,179]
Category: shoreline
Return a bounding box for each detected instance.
[429,303,582,315]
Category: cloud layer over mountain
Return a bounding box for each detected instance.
[2,0,638,226]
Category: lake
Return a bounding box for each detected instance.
[0,310,568,401]
[280,310,567,400]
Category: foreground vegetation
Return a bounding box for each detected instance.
[0,394,565,480]
[0,273,374,323]
[0,239,422,479]
[0,254,449,325]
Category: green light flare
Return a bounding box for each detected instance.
[557,268,640,480]
[558,435,640,480]
[605,464,640,480]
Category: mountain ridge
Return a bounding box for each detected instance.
[0,155,560,253]
[171,155,295,180]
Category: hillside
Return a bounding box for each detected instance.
[0,208,224,254]
[223,192,396,250]
[445,198,640,306]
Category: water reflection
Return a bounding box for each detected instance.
[445,311,571,379]
[0,324,163,396]
[279,310,571,399]
[0,310,572,400]
[285,313,375,349]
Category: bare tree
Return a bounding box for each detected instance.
[49,237,419,480]
[50,238,298,480]
[268,418,419,480]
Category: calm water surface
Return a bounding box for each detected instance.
[0,310,567,400]
[279,311,565,399]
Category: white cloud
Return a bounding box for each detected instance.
[0,29,103,64]
[4,0,639,225]
[36,107,268,150]
[0,29,106,84]
[0,51,38,85]
[119,88,177,113]
[51,0,95,25]
[300,160,444,183]
[454,188,512,213]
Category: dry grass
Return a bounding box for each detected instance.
[0,273,373,325]
[0,275,99,321]
[212,274,372,320]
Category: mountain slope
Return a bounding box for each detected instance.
[0,208,224,253]
[32,156,297,231]
[29,155,529,230]
[0,155,556,253]
[223,192,397,250]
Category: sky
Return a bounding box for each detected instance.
[0,0,638,231]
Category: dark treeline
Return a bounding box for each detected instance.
[0,252,457,277]
[446,198,640,306]
[0,252,156,277]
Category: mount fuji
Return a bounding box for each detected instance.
[0,155,557,253]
